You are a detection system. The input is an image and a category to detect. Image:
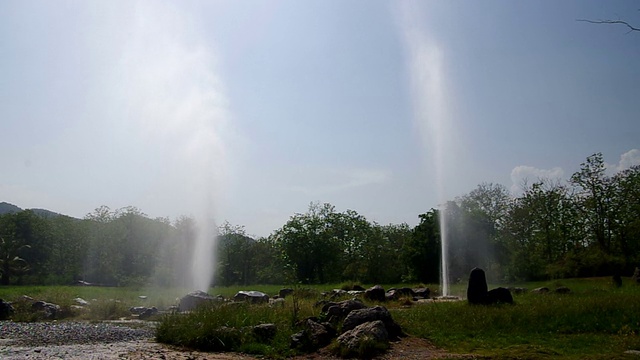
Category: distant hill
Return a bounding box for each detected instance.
[0,201,68,218]
[0,202,22,214]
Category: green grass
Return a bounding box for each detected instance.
[3,279,640,358]
[393,277,640,359]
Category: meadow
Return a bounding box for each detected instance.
[1,278,640,359]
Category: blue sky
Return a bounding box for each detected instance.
[1,1,639,237]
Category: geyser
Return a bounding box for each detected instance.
[399,2,454,296]
[118,1,230,291]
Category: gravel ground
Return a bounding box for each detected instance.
[0,321,472,359]
[0,321,257,360]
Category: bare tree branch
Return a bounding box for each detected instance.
[577,19,640,34]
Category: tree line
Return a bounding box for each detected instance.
[0,153,638,286]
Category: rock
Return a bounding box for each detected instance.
[342,305,403,339]
[321,299,367,319]
[364,285,386,302]
[467,268,489,305]
[531,287,550,294]
[413,287,431,299]
[336,320,389,357]
[233,291,269,304]
[385,287,416,301]
[555,286,571,294]
[509,287,527,295]
[269,297,285,307]
[253,323,277,342]
[279,288,294,298]
[0,299,14,320]
[73,297,89,306]
[178,290,218,312]
[290,318,335,351]
[129,306,148,315]
[138,307,158,320]
[486,287,514,304]
[31,301,61,319]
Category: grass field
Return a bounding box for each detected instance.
[1,278,640,358]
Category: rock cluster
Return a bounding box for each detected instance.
[290,299,403,357]
[467,268,513,305]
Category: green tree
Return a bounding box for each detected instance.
[407,209,441,284]
[0,235,31,285]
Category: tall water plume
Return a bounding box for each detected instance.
[117,1,230,291]
[398,3,454,296]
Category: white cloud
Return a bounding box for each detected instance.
[510,165,565,194]
[605,149,640,175]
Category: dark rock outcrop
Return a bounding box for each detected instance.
[467,268,489,304]
[531,287,550,294]
[467,268,513,305]
[412,287,431,299]
[364,285,386,302]
[555,286,571,294]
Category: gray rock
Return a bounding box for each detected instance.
[31,301,60,319]
[337,320,389,356]
[289,318,335,351]
[321,299,366,319]
[531,287,550,294]
[138,307,158,320]
[412,287,431,299]
[178,290,217,312]
[342,305,403,339]
[233,291,269,304]
[73,298,89,306]
[385,287,415,301]
[555,286,571,294]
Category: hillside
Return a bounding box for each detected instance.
[0,202,66,218]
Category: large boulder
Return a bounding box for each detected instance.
[467,268,514,305]
[178,290,218,312]
[336,320,389,357]
[364,285,386,302]
[467,268,489,304]
[486,287,514,304]
[233,291,269,304]
[342,305,403,339]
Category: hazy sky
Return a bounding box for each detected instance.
[1,1,639,237]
